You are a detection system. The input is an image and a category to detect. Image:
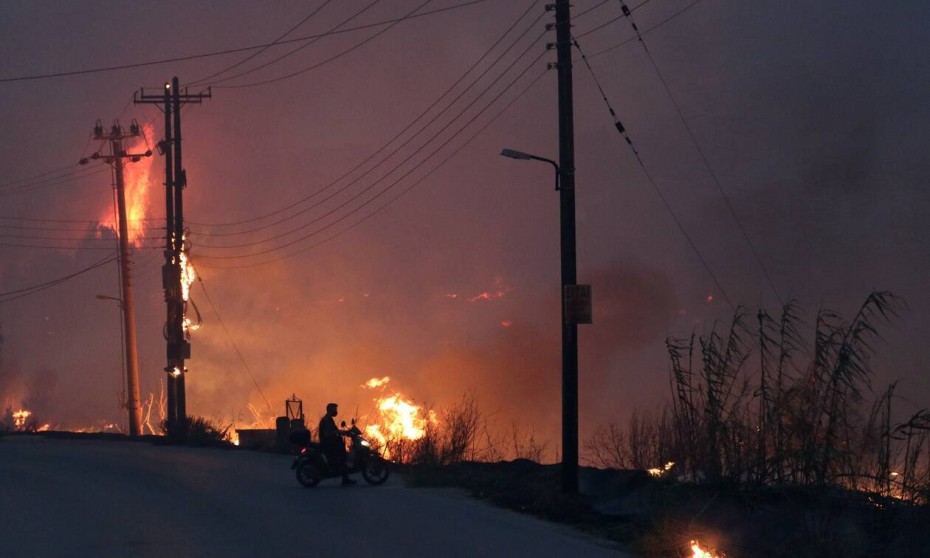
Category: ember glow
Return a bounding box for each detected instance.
[647,461,675,478]
[363,376,391,389]
[468,291,506,302]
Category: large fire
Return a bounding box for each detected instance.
[362,377,437,461]
[691,540,724,558]
[97,123,156,247]
[13,409,31,430]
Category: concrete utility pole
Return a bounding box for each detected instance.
[554,0,580,494]
[134,78,210,438]
[80,120,152,436]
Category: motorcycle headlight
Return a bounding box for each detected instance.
[360,439,370,447]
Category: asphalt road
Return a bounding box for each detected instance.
[0,435,629,557]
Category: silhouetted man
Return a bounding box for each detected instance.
[318,402,355,485]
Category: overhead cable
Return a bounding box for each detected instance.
[196,42,549,266]
[190,0,335,86]
[573,34,735,311]
[194,274,276,417]
[0,0,488,83]
[194,27,547,258]
[613,0,782,304]
[188,0,543,232]
[0,254,117,303]
[217,0,430,89]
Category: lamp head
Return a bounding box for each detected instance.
[500,148,533,160]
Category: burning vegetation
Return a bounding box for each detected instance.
[362,376,437,462]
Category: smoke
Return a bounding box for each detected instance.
[22,367,59,423]
[184,257,676,451]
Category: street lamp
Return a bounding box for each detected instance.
[96,294,122,305]
[501,146,589,493]
[500,149,560,191]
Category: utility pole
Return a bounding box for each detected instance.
[80,120,152,437]
[553,0,580,493]
[134,78,210,439]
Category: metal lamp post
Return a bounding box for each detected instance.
[501,146,588,493]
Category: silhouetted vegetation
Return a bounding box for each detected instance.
[590,291,929,502]
[164,415,234,447]
[402,292,929,556]
[578,291,930,556]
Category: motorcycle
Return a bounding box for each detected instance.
[290,419,390,487]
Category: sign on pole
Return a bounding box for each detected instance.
[563,284,593,324]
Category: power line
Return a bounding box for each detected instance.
[189,0,334,86]
[0,241,160,251]
[0,0,488,84]
[0,214,163,225]
[203,0,385,88]
[613,0,783,304]
[194,274,275,416]
[0,163,91,188]
[0,254,117,303]
[573,0,652,39]
[188,1,544,233]
[217,0,430,89]
[0,165,106,197]
[582,0,704,59]
[196,41,550,267]
[573,34,735,310]
[0,222,162,232]
[194,27,548,260]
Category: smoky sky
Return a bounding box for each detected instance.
[1,1,928,450]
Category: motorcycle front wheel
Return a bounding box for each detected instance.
[361,456,390,485]
[295,460,322,487]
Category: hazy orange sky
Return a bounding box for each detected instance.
[1,1,928,456]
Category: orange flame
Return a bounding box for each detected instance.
[363,376,391,389]
[12,409,31,430]
[98,123,156,247]
[691,540,723,558]
[362,377,437,461]
[180,238,195,303]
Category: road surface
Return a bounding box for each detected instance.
[0,435,630,557]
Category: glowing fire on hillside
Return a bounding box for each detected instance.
[362,377,437,461]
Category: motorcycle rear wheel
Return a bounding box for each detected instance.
[361,456,390,485]
[296,460,322,487]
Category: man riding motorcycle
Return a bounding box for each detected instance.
[318,403,356,485]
